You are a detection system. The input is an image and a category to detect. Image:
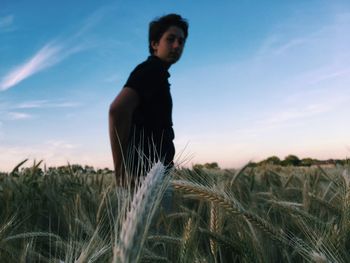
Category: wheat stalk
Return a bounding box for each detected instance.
[198,227,240,253]
[147,235,182,244]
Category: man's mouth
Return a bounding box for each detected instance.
[169,53,179,58]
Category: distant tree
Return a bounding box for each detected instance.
[325,159,335,165]
[248,162,257,167]
[265,156,281,165]
[335,159,345,165]
[282,155,301,166]
[243,157,348,167]
[97,168,113,173]
[301,158,314,167]
[193,162,220,170]
[204,162,220,169]
[192,164,203,170]
[84,165,96,173]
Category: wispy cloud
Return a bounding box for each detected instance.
[0,41,89,91]
[256,35,308,58]
[229,91,350,141]
[16,100,81,109]
[15,100,48,109]
[7,112,33,120]
[260,104,330,126]
[260,88,349,126]
[0,99,80,123]
[51,102,81,108]
[273,38,308,55]
[0,43,62,91]
[193,15,349,103]
[46,140,78,150]
[307,67,350,85]
[73,4,117,39]
[0,5,116,92]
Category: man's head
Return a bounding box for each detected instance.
[149,14,188,65]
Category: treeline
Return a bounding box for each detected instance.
[3,156,349,176]
[251,155,349,167]
[192,156,349,171]
[192,162,220,170]
[1,159,113,176]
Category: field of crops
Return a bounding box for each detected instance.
[0,160,349,262]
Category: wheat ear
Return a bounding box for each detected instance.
[172,180,288,245]
[115,161,169,263]
[180,217,193,263]
[209,201,220,260]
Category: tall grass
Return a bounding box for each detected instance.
[0,160,350,262]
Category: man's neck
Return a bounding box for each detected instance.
[152,55,171,70]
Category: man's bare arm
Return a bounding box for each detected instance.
[109,87,139,184]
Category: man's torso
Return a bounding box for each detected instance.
[124,56,175,166]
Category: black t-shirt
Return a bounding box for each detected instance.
[124,55,175,165]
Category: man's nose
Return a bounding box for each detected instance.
[173,39,182,49]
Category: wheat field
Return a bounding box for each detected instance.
[0,160,349,262]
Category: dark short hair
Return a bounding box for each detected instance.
[148,14,189,54]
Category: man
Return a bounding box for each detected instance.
[109,14,188,186]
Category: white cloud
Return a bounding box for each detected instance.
[273,38,308,55]
[16,100,48,109]
[50,101,81,108]
[0,41,90,91]
[251,91,349,132]
[256,35,308,58]
[73,4,116,38]
[261,104,331,126]
[46,140,78,150]
[16,100,81,109]
[0,6,115,91]
[0,42,88,91]
[251,12,350,71]
[0,100,81,123]
[307,68,350,85]
[0,43,63,91]
[7,112,33,120]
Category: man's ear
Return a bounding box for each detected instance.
[151,41,159,53]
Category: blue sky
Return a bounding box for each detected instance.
[1,0,350,171]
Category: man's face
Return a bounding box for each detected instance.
[151,26,185,65]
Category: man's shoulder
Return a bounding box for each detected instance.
[131,56,166,76]
[124,56,169,91]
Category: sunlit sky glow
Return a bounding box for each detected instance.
[1,0,350,171]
